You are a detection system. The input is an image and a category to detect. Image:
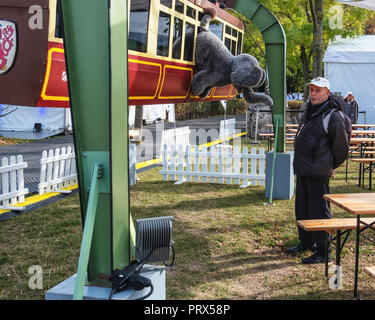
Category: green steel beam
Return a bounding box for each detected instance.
[224,0,287,152]
[73,163,102,300]
[61,0,130,286]
[109,0,131,271]
[130,214,136,259]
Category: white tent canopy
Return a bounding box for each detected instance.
[324,35,375,124]
[128,104,175,127]
[337,0,375,11]
[0,105,71,139]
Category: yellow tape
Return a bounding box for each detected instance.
[0,184,79,215]
[136,132,247,170]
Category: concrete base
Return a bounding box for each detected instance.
[45,265,166,300]
[265,151,294,200]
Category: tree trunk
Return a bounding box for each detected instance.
[300,44,310,102]
[310,0,325,78]
[134,105,143,129]
[133,105,143,144]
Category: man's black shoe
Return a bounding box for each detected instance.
[302,252,331,264]
[286,243,311,254]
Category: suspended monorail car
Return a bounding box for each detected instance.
[0,0,244,108]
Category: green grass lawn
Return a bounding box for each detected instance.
[1,138,374,300]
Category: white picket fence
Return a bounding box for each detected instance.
[219,118,236,140]
[160,144,266,188]
[0,155,29,211]
[38,146,77,195]
[160,126,190,156]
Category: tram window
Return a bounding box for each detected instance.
[172,17,183,59]
[186,6,196,19]
[198,12,203,21]
[157,11,171,57]
[225,25,231,35]
[232,29,237,37]
[160,0,172,9]
[184,22,195,61]
[55,0,63,39]
[175,0,184,14]
[209,21,223,40]
[129,0,150,52]
[237,32,242,55]
[231,40,236,55]
[224,38,231,51]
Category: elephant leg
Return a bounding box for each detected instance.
[191,70,217,97]
[199,86,213,98]
[243,88,273,106]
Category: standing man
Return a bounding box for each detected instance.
[344,91,359,124]
[287,77,350,264]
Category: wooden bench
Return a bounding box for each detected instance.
[350,151,375,156]
[351,158,375,190]
[297,218,375,234]
[365,266,375,279]
[259,134,295,150]
[346,146,375,183]
[350,146,375,150]
[297,218,375,277]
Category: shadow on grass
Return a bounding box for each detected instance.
[131,187,271,213]
[264,289,375,300]
[167,214,301,299]
[132,179,263,195]
[330,183,370,194]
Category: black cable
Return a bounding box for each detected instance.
[108,243,175,300]
[109,283,154,301]
[109,288,115,300]
[135,283,154,300]
[163,244,175,267]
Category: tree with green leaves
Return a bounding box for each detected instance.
[233,0,374,100]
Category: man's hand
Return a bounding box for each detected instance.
[330,169,336,179]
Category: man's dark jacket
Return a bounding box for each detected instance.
[344,99,359,124]
[293,94,350,179]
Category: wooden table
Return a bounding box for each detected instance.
[265,123,299,128]
[323,193,375,298]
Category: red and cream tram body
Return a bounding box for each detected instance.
[0,0,244,108]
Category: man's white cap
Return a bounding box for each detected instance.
[306,77,331,90]
[344,91,353,98]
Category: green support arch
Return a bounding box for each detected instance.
[224,0,287,152]
[59,0,286,297]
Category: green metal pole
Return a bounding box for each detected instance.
[224,0,287,153]
[61,0,130,286]
[73,163,102,300]
[268,119,279,204]
[109,0,131,271]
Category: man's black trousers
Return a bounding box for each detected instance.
[295,175,331,252]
